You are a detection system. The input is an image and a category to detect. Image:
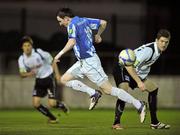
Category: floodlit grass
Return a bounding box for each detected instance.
[0,109,180,135]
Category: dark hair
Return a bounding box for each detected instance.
[157,29,171,40]
[56,8,74,19]
[20,36,33,46]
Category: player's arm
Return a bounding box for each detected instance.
[54,38,76,61]
[125,47,153,91]
[19,71,35,78]
[95,20,107,43]
[52,61,61,83]
[55,23,76,61]
[125,65,145,91]
[18,57,35,78]
[37,48,53,65]
[86,18,107,43]
[37,49,61,81]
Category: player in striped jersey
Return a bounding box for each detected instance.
[112,29,171,129]
[18,36,69,123]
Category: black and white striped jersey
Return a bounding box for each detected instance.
[18,48,53,79]
[133,42,161,79]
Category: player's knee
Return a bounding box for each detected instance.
[48,103,55,108]
[60,78,66,85]
[118,83,129,91]
[60,76,67,85]
[48,101,56,108]
[150,88,158,95]
[99,80,112,94]
[100,87,111,95]
[33,102,40,108]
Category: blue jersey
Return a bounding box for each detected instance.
[67,16,100,59]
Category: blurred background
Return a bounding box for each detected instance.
[0,0,179,109]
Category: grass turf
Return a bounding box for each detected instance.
[0,109,180,135]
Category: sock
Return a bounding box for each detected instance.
[111,87,141,109]
[65,80,95,96]
[113,99,125,125]
[55,101,67,111]
[148,89,159,124]
[56,101,65,109]
[36,104,56,120]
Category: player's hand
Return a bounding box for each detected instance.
[95,34,102,44]
[54,58,60,63]
[137,81,146,92]
[28,70,36,77]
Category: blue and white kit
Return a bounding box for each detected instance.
[66,16,108,86]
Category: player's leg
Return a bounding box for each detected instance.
[84,54,141,109]
[33,78,57,123]
[112,63,138,129]
[61,72,101,110]
[112,83,129,129]
[112,63,128,129]
[48,98,69,114]
[59,61,97,96]
[32,96,57,122]
[55,61,100,109]
[100,80,141,108]
[47,74,69,114]
[144,79,170,129]
[99,80,146,123]
[144,79,158,124]
[84,54,146,122]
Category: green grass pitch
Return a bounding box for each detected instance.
[0,109,180,135]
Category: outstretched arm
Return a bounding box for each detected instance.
[95,20,107,43]
[54,38,76,61]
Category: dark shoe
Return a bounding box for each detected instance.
[59,102,69,114]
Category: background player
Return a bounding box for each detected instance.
[112,29,171,129]
[18,36,68,123]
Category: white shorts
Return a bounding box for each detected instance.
[66,54,108,86]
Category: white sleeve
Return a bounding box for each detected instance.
[18,56,27,73]
[36,48,53,64]
[86,18,101,30]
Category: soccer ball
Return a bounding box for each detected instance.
[118,49,136,66]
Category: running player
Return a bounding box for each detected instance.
[54,8,146,123]
[18,36,69,123]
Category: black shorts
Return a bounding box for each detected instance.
[33,74,57,99]
[113,63,138,89]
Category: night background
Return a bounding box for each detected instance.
[0,0,180,135]
[0,0,179,75]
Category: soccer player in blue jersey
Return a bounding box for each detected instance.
[54,8,146,123]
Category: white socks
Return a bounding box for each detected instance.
[65,80,141,109]
[65,80,96,96]
[111,87,141,109]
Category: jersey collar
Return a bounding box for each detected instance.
[154,42,161,55]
